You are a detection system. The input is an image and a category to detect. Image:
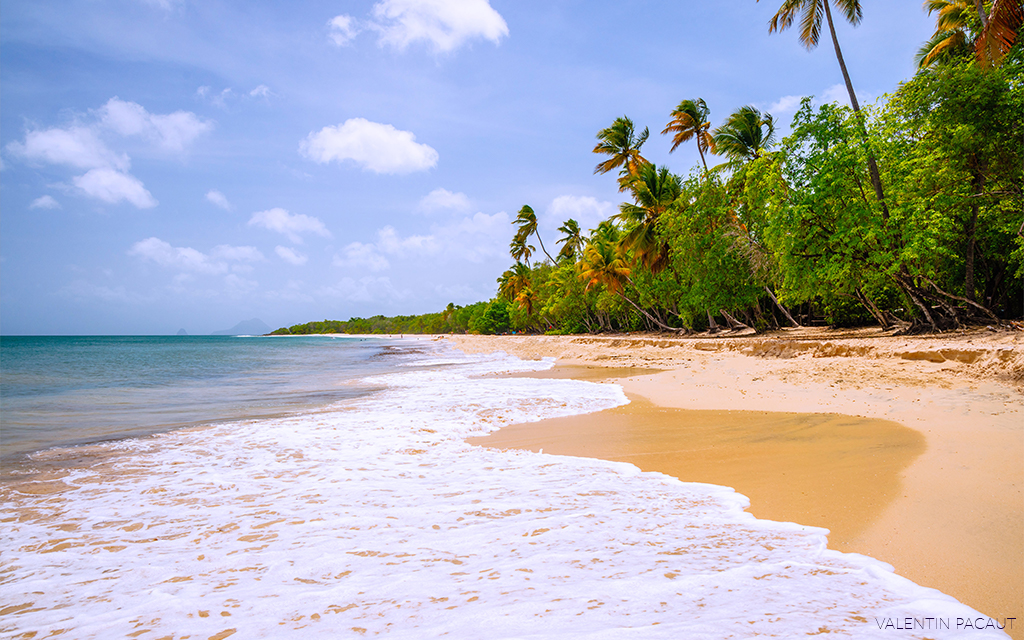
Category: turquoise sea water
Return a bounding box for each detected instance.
[0,335,399,458]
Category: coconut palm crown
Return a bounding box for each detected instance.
[662,98,714,174]
[711,106,777,166]
[593,116,651,191]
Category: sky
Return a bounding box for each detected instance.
[1,0,936,335]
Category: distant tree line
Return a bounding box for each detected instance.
[269,301,518,336]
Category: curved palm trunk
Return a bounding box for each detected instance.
[614,290,678,332]
[822,0,889,220]
[535,232,556,264]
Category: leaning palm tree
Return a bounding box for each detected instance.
[760,0,888,216]
[513,205,554,263]
[711,106,776,167]
[617,164,682,274]
[556,218,585,262]
[509,234,535,267]
[593,116,651,191]
[662,98,714,174]
[578,234,678,332]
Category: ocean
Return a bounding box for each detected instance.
[0,335,1005,638]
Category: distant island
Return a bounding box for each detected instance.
[213,318,272,336]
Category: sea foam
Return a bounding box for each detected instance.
[0,344,1005,638]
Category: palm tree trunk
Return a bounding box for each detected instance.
[822,0,889,220]
[536,232,556,264]
[975,0,989,27]
[614,291,677,332]
[764,285,800,327]
[965,169,984,301]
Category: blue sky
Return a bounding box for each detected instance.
[1,0,935,335]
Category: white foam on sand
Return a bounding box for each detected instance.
[0,345,1008,639]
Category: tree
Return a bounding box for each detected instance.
[975,0,1023,67]
[917,0,1023,69]
[760,0,889,218]
[578,227,679,331]
[556,218,585,262]
[617,163,683,273]
[513,205,555,263]
[916,0,977,68]
[593,116,651,191]
[711,106,777,166]
[509,233,535,266]
[662,98,715,174]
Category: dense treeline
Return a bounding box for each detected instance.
[274,2,1023,337]
[269,301,507,335]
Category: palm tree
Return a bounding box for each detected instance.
[918,0,1022,68]
[498,262,536,314]
[711,106,776,166]
[617,164,682,273]
[916,0,976,68]
[513,205,555,263]
[556,218,584,262]
[760,0,888,217]
[973,0,1023,67]
[662,98,714,174]
[578,232,678,332]
[509,234,535,266]
[593,116,651,191]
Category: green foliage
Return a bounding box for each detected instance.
[471,300,512,335]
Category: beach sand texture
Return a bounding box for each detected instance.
[449,328,1024,637]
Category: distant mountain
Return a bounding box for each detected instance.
[211,318,271,336]
[176,328,189,336]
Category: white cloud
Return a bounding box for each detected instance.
[7,98,211,210]
[418,187,470,213]
[206,189,232,210]
[275,246,308,266]
[376,225,439,255]
[300,118,438,174]
[248,208,332,244]
[6,126,129,171]
[73,168,158,208]
[342,210,508,270]
[766,95,805,118]
[129,237,227,274]
[29,195,61,210]
[211,245,263,262]
[129,239,263,278]
[329,15,361,45]
[370,0,508,52]
[100,97,214,152]
[548,195,615,233]
[223,273,259,294]
[196,86,234,110]
[334,242,390,271]
[249,85,273,98]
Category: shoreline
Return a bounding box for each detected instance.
[447,329,1023,636]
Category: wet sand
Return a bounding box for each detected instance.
[452,333,1024,637]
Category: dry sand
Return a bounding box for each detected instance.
[446,327,1023,635]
